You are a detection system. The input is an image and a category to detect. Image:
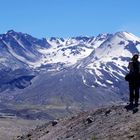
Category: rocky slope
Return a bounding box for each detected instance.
[17,104,140,140]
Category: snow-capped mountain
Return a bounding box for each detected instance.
[0,30,111,70]
[77,31,140,88]
[0,30,104,92]
[0,30,50,70]
[38,35,109,68]
[0,30,140,110]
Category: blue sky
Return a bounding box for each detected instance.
[0,0,140,38]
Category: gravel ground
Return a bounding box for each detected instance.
[18,104,140,140]
[0,118,45,140]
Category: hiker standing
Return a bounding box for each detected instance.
[128,54,140,107]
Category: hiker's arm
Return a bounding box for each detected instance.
[139,62,140,73]
[128,62,131,70]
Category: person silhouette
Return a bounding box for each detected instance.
[128,53,140,107]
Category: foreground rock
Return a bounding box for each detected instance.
[18,104,140,140]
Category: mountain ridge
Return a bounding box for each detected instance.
[0,30,140,119]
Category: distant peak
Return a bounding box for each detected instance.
[49,37,59,41]
[72,36,94,41]
[97,33,112,38]
[6,29,16,34]
[115,31,140,41]
[115,31,130,36]
[6,30,25,36]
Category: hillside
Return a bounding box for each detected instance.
[0,30,140,119]
[17,104,140,140]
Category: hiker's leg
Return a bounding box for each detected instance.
[129,84,134,104]
[134,86,139,105]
